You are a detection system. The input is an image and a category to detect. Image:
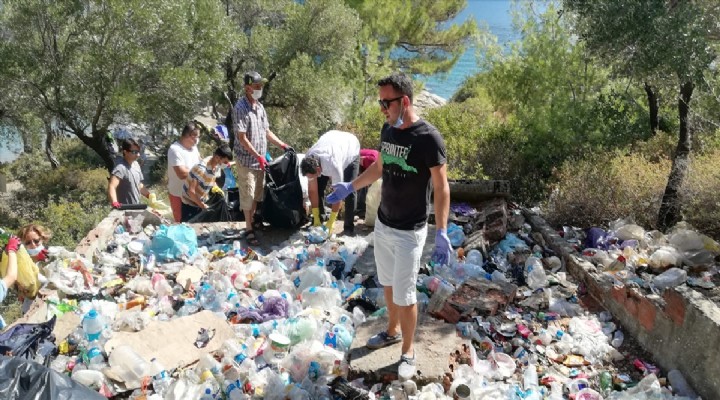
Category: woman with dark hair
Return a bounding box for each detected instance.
[167,122,201,222]
[108,138,151,207]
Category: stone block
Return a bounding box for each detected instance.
[442,278,517,319]
[348,315,463,385]
[663,289,686,326]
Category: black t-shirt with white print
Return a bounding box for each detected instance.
[377,119,447,231]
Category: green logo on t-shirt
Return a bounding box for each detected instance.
[381,142,417,173]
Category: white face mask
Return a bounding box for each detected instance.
[27,245,44,256]
[252,89,263,100]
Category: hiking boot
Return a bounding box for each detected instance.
[366,331,402,349]
[398,353,416,380]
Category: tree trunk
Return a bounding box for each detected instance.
[644,82,660,135]
[657,81,694,231]
[75,129,116,173]
[44,121,60,169]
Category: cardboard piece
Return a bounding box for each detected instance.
[104,311,234,386]
[54,312,81,342]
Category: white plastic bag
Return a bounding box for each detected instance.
[364,179,382,227]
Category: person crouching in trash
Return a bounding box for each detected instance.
[180,145,233,222]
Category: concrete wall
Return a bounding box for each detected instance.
[523,210,720,400]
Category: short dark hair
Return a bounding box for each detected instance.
[181,121,198,137]
[214,144,233,161]
[300,156,320,175]
[378,72,414,103]
[121,138,140,152]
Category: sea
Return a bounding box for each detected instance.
[0,0,525,163]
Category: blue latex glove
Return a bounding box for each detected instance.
[431,229,452,266]
[326,182,354,204]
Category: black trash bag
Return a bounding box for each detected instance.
[0,316,57,362]
[188,191,232,223]
[262,150,307,229]
[0,355,104,400]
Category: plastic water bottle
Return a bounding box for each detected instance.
[447,228,465,248]
[523,357,541,400]
[197,283,220,311]
[149,358,170,397]
[611,330,624,348]
[199,387,214,400]
[525,256,548,289]
[653,267,688,290]
[668,369,698,398]
[82,309,104,342]
[466,249,483,266]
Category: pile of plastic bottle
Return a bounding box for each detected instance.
[567,219,720,294]
[33,210,703,399]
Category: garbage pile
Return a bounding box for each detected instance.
[569,219,720,294]
[1,209,704,400]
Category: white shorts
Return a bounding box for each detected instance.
[374,219,428,306]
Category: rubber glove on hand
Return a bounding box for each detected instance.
[5,236,20,253]
[324,211,338,232]
[256,156,269,170]
[431,229,452,266]
[37,248,49,262]
[326,182,354,204]
[282,144,294,153]
[111,201,122,209]
[311,208,321,227]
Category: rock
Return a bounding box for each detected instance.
[481,198,508,242]
[414,90,447,116]
[433,278,518,322]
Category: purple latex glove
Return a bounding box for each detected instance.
[431,229,452,266]
[326,182,354,204]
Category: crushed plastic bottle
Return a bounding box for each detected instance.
[525,256,548,289]
[653,267,687,290]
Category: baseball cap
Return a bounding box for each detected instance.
[243,71,267,86]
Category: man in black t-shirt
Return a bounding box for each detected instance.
[326,73,451,380]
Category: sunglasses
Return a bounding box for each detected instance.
[25,239,41,246]
[378,96,403,110]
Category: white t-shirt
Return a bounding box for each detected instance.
[167,141,200,197]
[306,130,360,184]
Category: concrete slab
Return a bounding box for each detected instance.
[347,314,465,385]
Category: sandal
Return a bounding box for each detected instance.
[245,231,260,246]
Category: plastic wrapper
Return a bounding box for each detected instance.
[1,246,41,299]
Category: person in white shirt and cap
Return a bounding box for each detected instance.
[300,130,361,235]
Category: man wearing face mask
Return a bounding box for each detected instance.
[232,71,291,246]
[167,122,201,222]
[326,72,450,381]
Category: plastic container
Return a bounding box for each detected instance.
[466,249,483,266]
[653,267,687,290]
[668,369,698,398]
[108,345,150,388]
[611,330,624,348]
[82,309,104,342]
[301,286,341,309]
[525,256,548,289]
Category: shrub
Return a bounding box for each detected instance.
[544,149,720,239]
[39,200,107,248]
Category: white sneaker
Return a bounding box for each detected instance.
[398,353,416,381]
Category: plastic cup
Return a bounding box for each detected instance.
[269,332,290,358]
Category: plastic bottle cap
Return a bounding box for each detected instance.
[86,309,97,319]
